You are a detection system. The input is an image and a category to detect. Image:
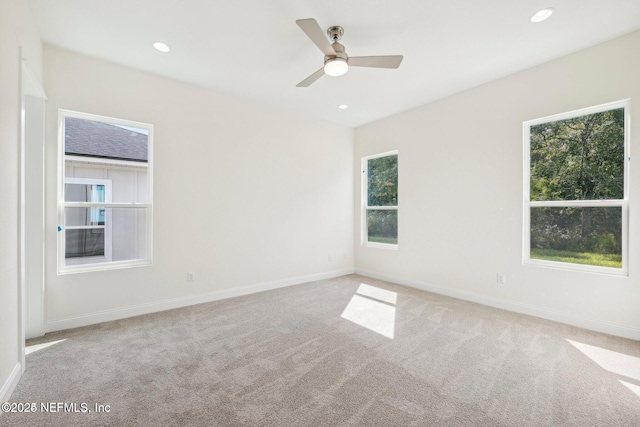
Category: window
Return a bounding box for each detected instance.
[523,100,629,274]
[362,151,398,248]
[64,177,112,264]
[58,110,153,273]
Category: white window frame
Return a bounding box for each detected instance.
[58,109,153,274]
[522,100,630,275]
[64,177,113,265]
[361,150,399,250]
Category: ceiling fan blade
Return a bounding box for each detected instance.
[296,67,325,87]
[349,55,404,69]
[296,18,336,57]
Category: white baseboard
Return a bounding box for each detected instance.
[45,268,355,333]
[0,363,22,404]
[355,268,640,341]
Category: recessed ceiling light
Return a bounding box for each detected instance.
[531,8,554,23]
[153,41,171,52]
[337,104,349,109]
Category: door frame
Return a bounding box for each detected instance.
[19,53,47,371]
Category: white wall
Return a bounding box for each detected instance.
[0,0,42,401]
[43,46,354,330]
[355,30,640,340]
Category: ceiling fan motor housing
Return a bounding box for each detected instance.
[325,42,348,63]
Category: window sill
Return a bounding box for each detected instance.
[58,258,152,275]
[523,258,628,277]
[363,242,398,251]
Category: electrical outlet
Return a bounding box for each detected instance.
[328,255,334,262]
[187,272,195,282]
[496,273,506,285]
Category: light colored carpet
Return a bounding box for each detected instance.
[2,274,640,426]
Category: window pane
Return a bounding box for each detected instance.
[65,207,106,226]
[65,117,148,163]
[530,108,624,201]
[64,116,149,203]
[368,155,398,206]
[111,208,148,262]
[64,207,148,266]
[367,210,398,244]
[65,171,146,204]
[65,183,106,202]
[530,206,622,268]
[66,229,105,258]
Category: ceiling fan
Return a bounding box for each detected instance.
[295,18,403,87]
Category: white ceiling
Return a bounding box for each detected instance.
[29,0,640,128]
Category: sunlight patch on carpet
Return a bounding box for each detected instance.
[355,283,397,304]
[620,380,640,398]
[341,284,397,339]
[567,339,640,382]
[26,339,67,355]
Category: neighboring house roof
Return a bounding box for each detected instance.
[65,117,148,162]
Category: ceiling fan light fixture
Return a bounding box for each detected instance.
[530,8,554,23]
[324,58,348,77]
